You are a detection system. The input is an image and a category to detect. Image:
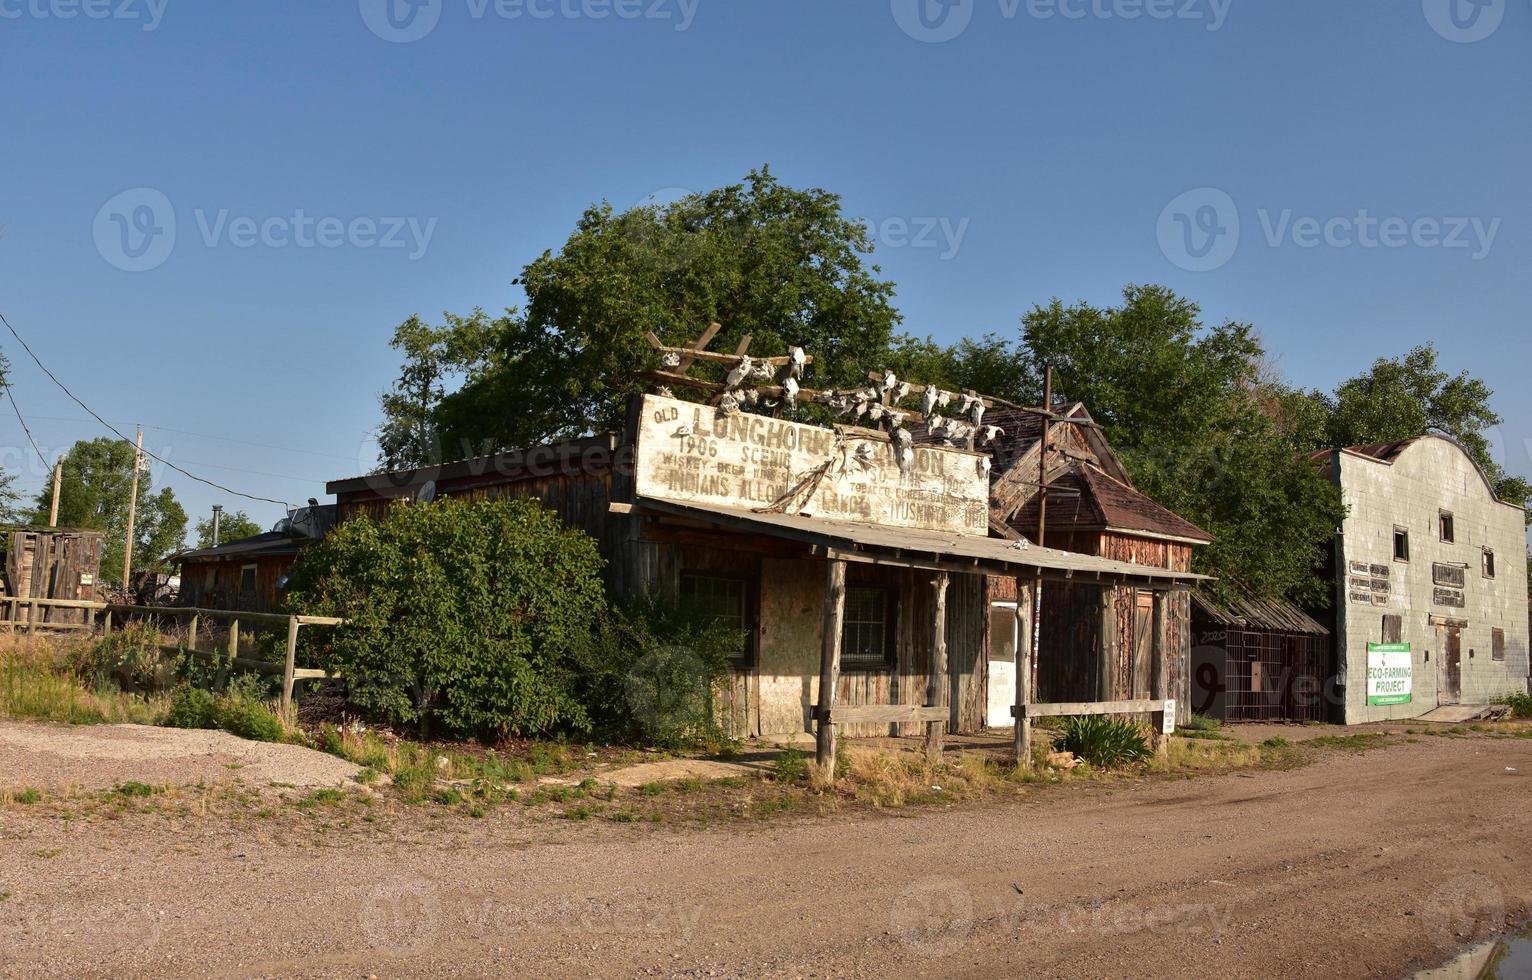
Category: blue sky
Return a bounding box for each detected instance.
[1,0,1528,536]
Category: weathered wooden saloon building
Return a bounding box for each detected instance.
[327,364,1205,753]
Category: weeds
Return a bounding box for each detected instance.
[1493,692,1532,719]
[1055,716,1152,768]
[774,747,809,784]
[1,638,168,726]
[1308,733,1390,751]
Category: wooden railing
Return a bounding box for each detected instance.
[1,596,345,717]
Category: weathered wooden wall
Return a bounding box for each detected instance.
[178,553,297,614]
[5,529,105,625]
[1031,533,1194,724]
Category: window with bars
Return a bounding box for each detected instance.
[680,574,754,667]
[841,587,896,671]
[239,565,258,596]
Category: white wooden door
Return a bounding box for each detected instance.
[987,602,1019,729]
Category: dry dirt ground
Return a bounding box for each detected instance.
[0,722,365,791]
[1,732,1529,980]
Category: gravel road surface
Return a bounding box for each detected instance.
[1,734,1527,979]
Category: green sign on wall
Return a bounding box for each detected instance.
[1367,643,1413,706]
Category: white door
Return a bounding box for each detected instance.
[987,602,1020,729]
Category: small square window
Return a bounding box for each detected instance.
[1492,629,1506,662]
[841,587,896,671]
[1439,511,1455,543]
[1483,549,1496,579]
[1393,527,1410,562]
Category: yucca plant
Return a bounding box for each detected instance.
[1054,715,1152,768]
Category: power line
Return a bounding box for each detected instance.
[0,311,293,508]
[2,381,47,469]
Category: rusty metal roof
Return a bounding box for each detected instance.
[636,497,1211,589]
[1192,586,1329,635]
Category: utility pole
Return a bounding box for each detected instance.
[1031,365,1053,697]
[47,460,62,527]
[211,504,224,547]
[122,427,143,591]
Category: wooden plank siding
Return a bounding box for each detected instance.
[1022,532,1194,725]
[5,529,105,625]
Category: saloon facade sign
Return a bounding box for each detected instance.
[634,394,990,535]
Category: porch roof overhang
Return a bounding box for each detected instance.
[635,497,1210,591]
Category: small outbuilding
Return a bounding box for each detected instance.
[1189,587,1331,724]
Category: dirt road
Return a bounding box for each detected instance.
[2,734,1528,979]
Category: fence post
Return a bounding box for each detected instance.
[103,607,114,637]
[188,612,200,653]
[1151,590,1169,759]
[280,616,300,720]
[215,617,239,691]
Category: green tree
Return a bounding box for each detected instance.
[380,168,902,464]
[1321,344,1530,520]
[887,332,1033,404]
[1019,285,1347,605]
[283,497,609,736]
[30,438,188,582]
[193,509,264,549]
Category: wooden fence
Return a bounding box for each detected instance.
[1,596,345,717]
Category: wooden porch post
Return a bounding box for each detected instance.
[1015,577,1034,768]
[925,572,950,765]
[1151,590,1170,758]
[816,560,848,775]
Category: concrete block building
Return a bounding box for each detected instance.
[1316,436,1529,723]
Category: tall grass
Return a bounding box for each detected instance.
[0,636,168,726]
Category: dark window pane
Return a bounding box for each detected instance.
[841,587,892,671]
[680,574,752,666]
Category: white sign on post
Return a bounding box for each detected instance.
[1161,699,1177,735]
[634,394,990,535]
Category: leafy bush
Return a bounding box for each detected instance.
[571,595,741,747]
[164,686,218,729]
[284,498,608,738]
[161,676,289,743]
[1054,716,1152,768]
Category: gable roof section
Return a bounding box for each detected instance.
[1010,463,1212,544]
